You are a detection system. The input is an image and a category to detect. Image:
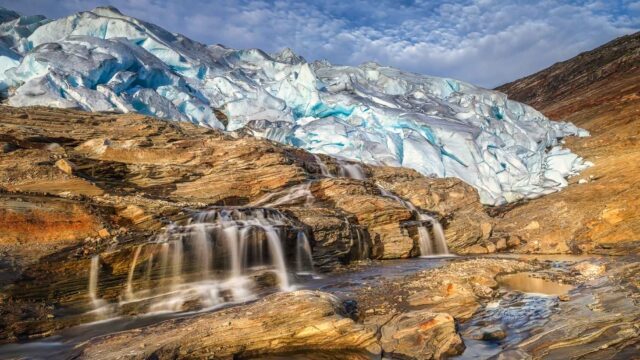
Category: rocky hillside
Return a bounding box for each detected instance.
[493,32,640,254]
[0,105,502,342]
[496,31,640,120]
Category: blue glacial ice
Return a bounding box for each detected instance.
[0,6,591,205]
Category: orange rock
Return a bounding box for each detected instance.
[0,196,102,245]
[54,159,76,175]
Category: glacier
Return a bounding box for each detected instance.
[0,6,591,205]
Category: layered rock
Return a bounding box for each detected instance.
[353,258,538,359]
[74,290,380,359]
[0,106,492,264]
[369,166,495,254]
[0,105,491,342]
[0,195,103,247]
[380,310,464,359]
[309,178,415,259]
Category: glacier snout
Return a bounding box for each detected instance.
[0,6,590,205]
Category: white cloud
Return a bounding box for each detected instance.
[2,0,638,87]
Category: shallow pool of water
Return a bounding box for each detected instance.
[498,272,574,296]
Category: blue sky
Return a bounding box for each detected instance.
[3,0,639,87]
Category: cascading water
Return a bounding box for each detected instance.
[313,154,333,177]
[87,208,313,318]
[430,219,448,254]
[295,231,314,274]
[88,256,100,306]
[88,256,111,317]
[377,187,450,256]
[337,160,366,180]
[346,219,370,260]
[251,183,315,208]
[317,155,447,256]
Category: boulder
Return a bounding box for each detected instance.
[54,159,76,175]
[481,326,507,341]
[380,310,464,359]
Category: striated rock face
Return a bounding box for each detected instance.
[494,32,640,255]
[369,166,495,254]
[0,195,103,246]
[309,178,415,259]
[0,105,492,266]
[380,310,464,359]
[496,32,640,119]
[0,195,106,270]
[0,105,493,341]
[74,290,381,359]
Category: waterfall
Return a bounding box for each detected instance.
[338,160,366,180]
[251,182,315,207]
[88,207,312,317]
[88,256,100,306]
[430,219,449,254]
[124,245,142,301]
[88,256,110,317]
[312,154,367,181]
[313,154,333,177]
[377,186,450,256]
[264,227,290,289]
[345,219,370,260]
[295,231,314,274]
[416,215,434,255]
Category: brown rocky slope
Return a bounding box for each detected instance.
[0,105,497,342]
[494,32,640,254]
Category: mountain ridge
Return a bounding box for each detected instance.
[493,31,640,254]
[496,31,640,123]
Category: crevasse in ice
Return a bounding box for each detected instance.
[0,6,591,205]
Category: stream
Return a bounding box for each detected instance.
[0,254,594,359]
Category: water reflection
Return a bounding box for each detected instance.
[498,272,573,295]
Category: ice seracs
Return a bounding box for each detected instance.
[0,6,590,205]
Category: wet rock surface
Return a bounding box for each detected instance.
[0,106,483,267]
[74,290,380,359]
[380,310,464,359]
[344,256,640,359]
[508,260,640,359]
